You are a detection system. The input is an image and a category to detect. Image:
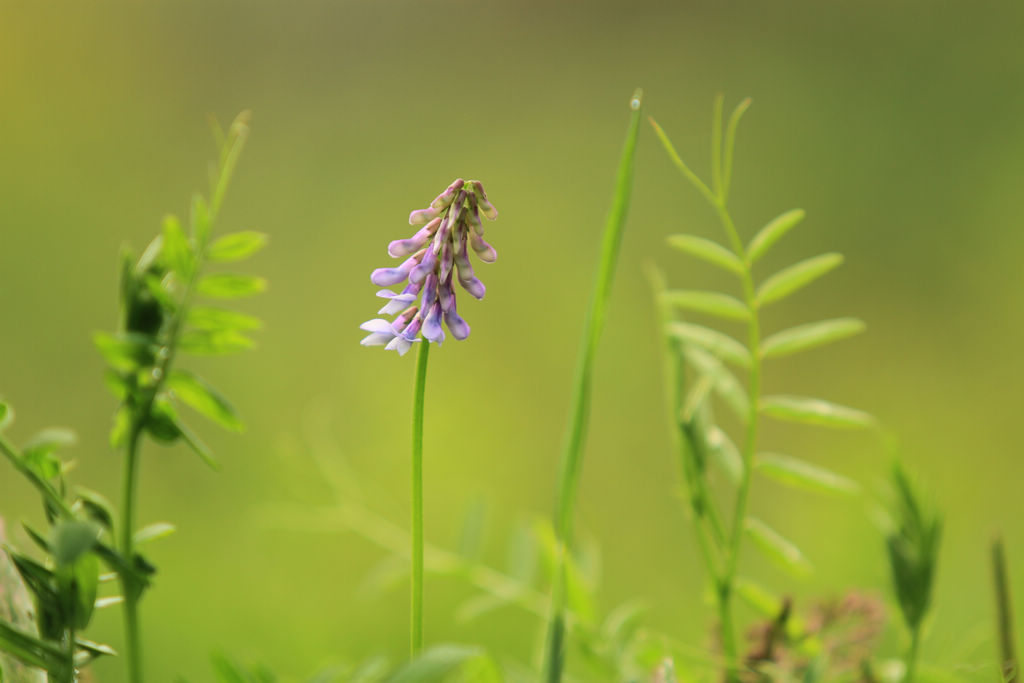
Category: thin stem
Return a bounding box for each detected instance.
[905,626,921,682]
[711,94,724,198]
[410,340,430,656]
[993,536,1018,682]
[119,422,144,683]
[61,627,75,683]
[542,89,643,683]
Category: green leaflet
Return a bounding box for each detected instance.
[761,318,865,359]
[755,454,859,496]
[663,289,749,321]
[756,253,843,306]
[666,234,744,275]
[760,395,874,429]
[196,273,267,299]
[207,231,268,263]
[668,322,752,368]
[167,369,243,432]
[746,209,805,263]
[745,517,812,577]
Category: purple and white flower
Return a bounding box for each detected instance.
[360,178,498,354]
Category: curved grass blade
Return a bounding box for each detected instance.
[755,453,859,496]
[756,253,843,306]
[721,98,751,203]
[663,290,749,321]
[667,234,744,276]
[668,322,752,368]
[745,517,813,577]
[760,395,874,429]
[761,318,865,359]
[746,209,805,264]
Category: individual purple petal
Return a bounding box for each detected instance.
[458,275,486,300]
[448,190,468,227]
[431,214,452,255]
[444,301,471,340]
[371,254,419,286]
[401,315,423,340]
[388,217,442,257]
[439,237,454,282]
[421,273,439,311]
[359,318,397,346]
[438,273,455,312]
[466,199,484,236]
[471,180,498,220]
[409,206,442,226]
[391,306,419,333]
[409,249,437,285]
[469,231,498,263]
[378,294,417,316]
[429,178,465,210]
[421,302,445,343]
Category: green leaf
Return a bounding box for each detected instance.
[734,576,784,618]
[663,290,749,321]
[66,552,99,630]
[705,425,743,484]
[760,395,875,429]
[756,253,843,306]
[746,209,805,263]
[207,231,268,263]
[51,520,101,568]
[666,234,744,275]
[668,322,751,368]
[134,523,176,545]
[761,318,865,359]
[75,489,115,530]
[93,331,156,372]
[167,370,243,432]
[188,307,263,332]
[386,644,500,683]
[0,401,11,431]
[745,517,812,577]
[683,347,750,420]
[0,621,63,673]
[755,454,859,496]
[178,329,255,356]
[22,428,76,480]
[161,214,194,276]
[196,273,267,299]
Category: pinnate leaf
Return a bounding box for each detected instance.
[746,209,805,263]
[756,253,843,306]
[761,318,865,359]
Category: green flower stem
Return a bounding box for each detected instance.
[905,627,921,683]
[119,422,145,683]
[410,340,430,656]
[542,89,643,683]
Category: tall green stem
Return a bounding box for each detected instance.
[119,423,144,683]
[541,90,643,683]
[410,341,430,656]
[992,536,1017,682]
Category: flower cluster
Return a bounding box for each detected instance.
[360,179,498,355]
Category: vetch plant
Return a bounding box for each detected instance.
[359,179,499,657]
[0,112,264,683]
[649,95,875,681]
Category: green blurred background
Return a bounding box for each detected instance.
[2,0,1023,679]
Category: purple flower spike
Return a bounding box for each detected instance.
[444,300,471,340]
[469,231,498,263]
[361,178,497,352]
[421,302,445,344]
